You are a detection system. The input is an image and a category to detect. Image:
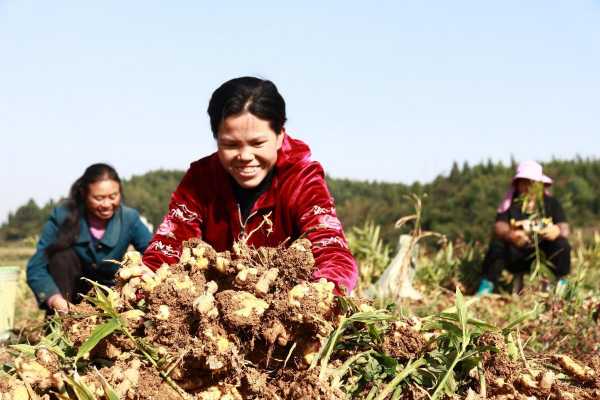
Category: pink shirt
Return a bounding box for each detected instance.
[88,214,107,240]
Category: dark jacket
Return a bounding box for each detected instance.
[26,204,152,305]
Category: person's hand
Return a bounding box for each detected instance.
[540,223,561,241]
[511,219,531,233]
[509,229,531,248]
[47,294,69,313]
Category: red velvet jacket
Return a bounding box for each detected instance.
[142,134,358,293]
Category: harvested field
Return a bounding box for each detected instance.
[2,235,600,399]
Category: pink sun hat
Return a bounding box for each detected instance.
[497,160,553,213]
[512,160,553,185]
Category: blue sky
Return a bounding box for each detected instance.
[1,1,598,223]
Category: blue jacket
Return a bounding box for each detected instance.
[26,204,152,305]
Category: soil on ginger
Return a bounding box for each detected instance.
[381,321,427,362]
[144,272,200,349]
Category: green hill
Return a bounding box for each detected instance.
[2,158,599,245]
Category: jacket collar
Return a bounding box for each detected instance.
[76,207,122,247]
[276,133,312,169]
[262,134,311,208]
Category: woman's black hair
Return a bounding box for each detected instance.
[46,163,121,257]
[207,76,287,138]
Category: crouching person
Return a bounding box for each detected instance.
[27,163,152,313]
[476,160,570,295]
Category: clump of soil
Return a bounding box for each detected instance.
[381,319,427,362]
[275,370,345,400]
[478,332,520,384]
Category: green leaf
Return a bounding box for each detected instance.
[375,353,399,375]
[94,368,119,400]
[391,386,403,400]
[431,289,471,400]
[9,344,37,356]
[374,357,427,400]
[81,278,121,317]
[314,308,392,378]
[76,318,120,361]
[47,345,67,359]
[63,374,98,400]
[331,350,376,389]
[433,313,497,331]
[455,288,468,337]
[135,337,161,360]
[9,344,66,360]
[506,333,520,361]
[501,304,540,334]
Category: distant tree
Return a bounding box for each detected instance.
[2,199,47,240]
[122,169,183,229]
[462,161,471,174]
[2,160,600,246]
[449,161,461,182]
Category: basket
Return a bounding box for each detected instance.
[0,266,20,341]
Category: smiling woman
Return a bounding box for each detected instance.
[142,77,358,294]
[26,163,152,313]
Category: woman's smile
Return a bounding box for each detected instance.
[234,165,260,177]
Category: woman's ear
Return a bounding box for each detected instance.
[276,128,286,150]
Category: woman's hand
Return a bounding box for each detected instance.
[540,224,561,241]
[509,229,531,247]
[47,294,70,313]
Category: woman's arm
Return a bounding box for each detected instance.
[293,163,358,294]
[26,209,63,306]
[494,221,511,241]
[558,222,570,238]
[494,220,530,247]
[128,211,153,253]
[551,197,569,239]
[142,169,204,270]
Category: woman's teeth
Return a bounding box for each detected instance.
[236,166,258,176]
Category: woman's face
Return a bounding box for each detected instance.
[217,112,284,189]
[85,179,121,221]
[515,178,533,195]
